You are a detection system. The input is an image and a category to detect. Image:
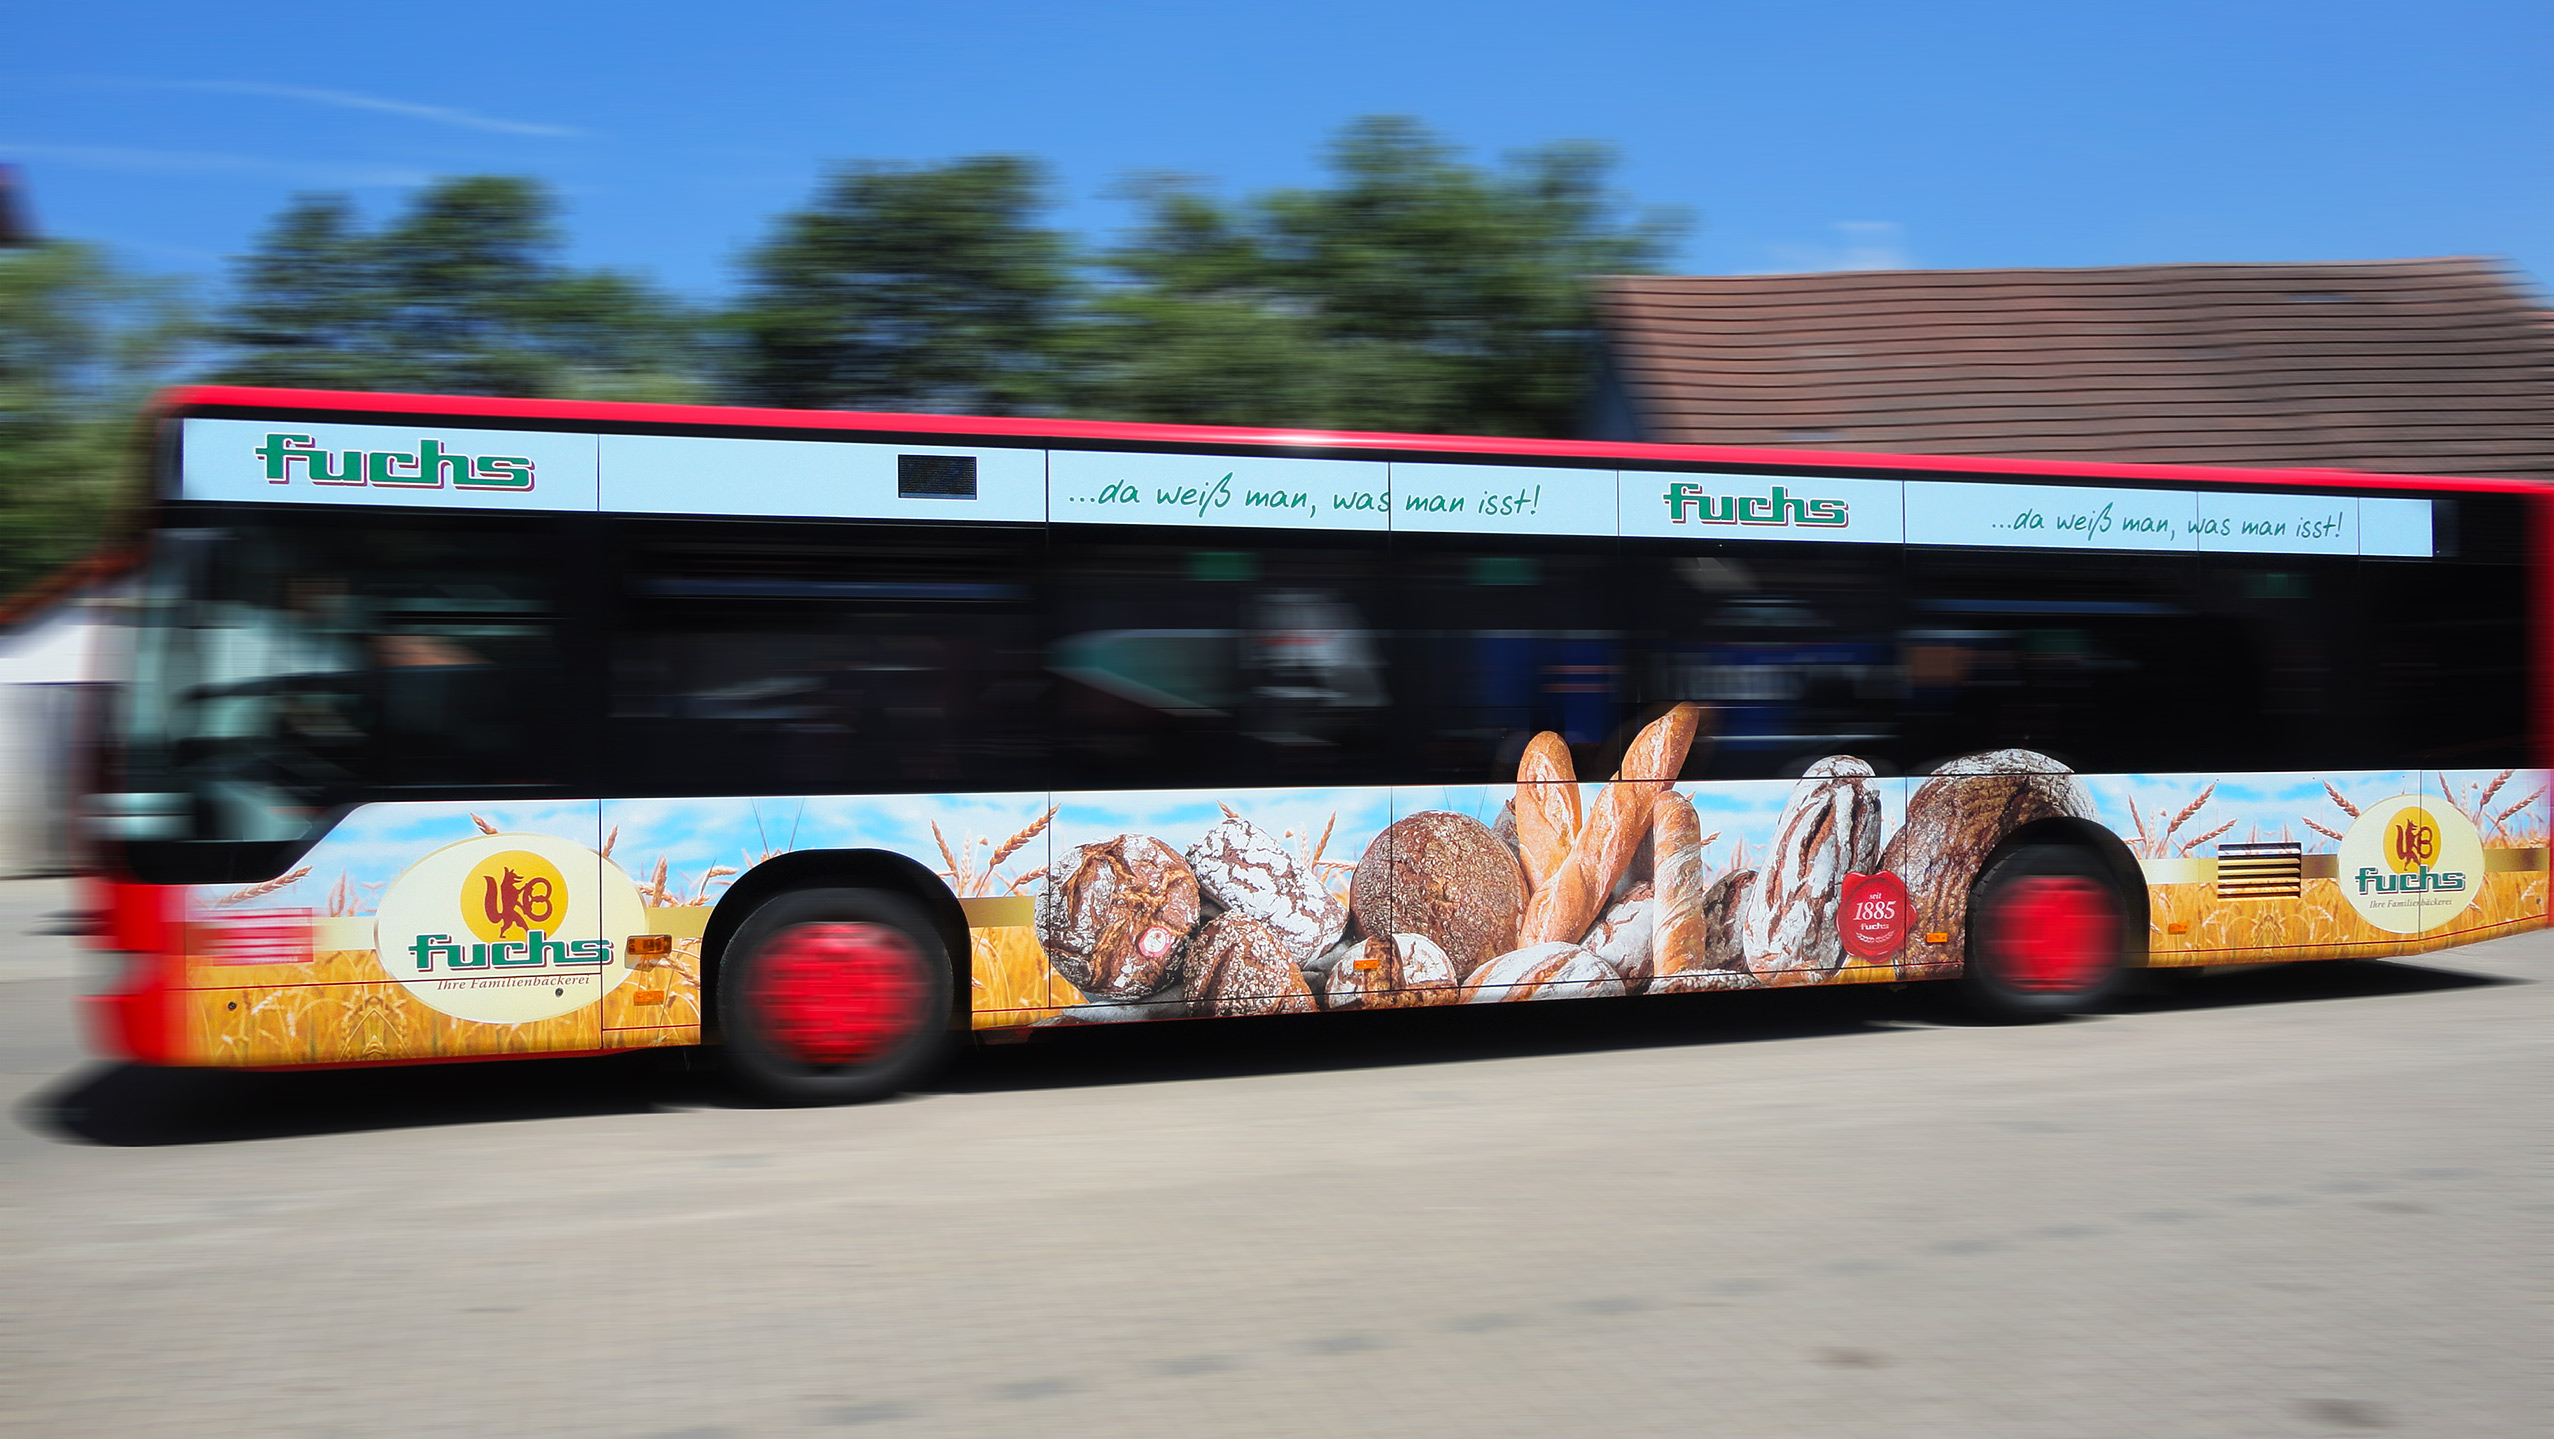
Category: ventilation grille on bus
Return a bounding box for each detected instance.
[2216,841,2303,899]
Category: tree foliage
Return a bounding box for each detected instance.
[0,243,187,595]
[1074,117,1685,435]
[216,177,703,401]
[730,156,1073,415]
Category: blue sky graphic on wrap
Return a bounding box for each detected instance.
[10,2,2545,289]
[186,770,2548,931]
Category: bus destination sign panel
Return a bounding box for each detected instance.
[178,417,2437,556]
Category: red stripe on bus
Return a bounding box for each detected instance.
[152,384,2542,497]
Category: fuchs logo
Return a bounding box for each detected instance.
[372,831,646,1024]
[256,433,535,491]
[1663,482,1848,527]
[404,848,611,974]
[2334,794,2482,934]
[2351,806,2465,897]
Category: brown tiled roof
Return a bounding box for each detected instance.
[1595,257,2554,481]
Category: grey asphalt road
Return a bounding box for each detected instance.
[2,875,2545,1439]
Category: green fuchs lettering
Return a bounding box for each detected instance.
[253,434,536,492]
[408,933,466,972]
[1663,480,1848,527]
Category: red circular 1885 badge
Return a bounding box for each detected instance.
[1838,871,1911,960]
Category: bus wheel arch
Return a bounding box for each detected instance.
[699,849,971,1039]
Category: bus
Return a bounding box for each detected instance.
[78,386,2548,1102]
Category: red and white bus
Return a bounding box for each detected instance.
[78,385,2550,1101]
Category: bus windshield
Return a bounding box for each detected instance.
[117,511,565,850]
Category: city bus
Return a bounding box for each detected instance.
[78,386,2548,1102]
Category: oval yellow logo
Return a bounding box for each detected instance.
[2385,807,2440,874]
[462,849,568,941]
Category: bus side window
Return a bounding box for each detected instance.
[1625,543,1904,780]
[1389,539,1628,783]
[606,520,1051,798]
[1045,534,1392,788]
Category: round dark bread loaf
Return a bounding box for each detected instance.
[1036,834,1200,1001]
[1349,811,1525,979]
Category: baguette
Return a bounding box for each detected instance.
[1513,731,1580,897]
[1520,703,1704,944]
[1650,790,1705,977]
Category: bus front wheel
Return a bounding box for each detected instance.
[1958,846,2128,1020]
[718,887,954,1104]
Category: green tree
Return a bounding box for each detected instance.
[731,156,1074,414]
[1080,117,1685,436]
[218,177,703,401]
[0,243,187,595]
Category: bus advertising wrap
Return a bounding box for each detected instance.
[181,419,2438,557]
[167,742,2546,1065]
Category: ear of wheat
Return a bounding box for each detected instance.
[2167,783,2216,838]
[936,807,1059,897]
[2179,819,2237,856]
[469,813,499,835]
[2322,781,2361,819]
[994,806,1055,864]
[216,866,312,907]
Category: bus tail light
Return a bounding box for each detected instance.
[78,879,181,1066]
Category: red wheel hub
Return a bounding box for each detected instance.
[753,923,927,1065]
[1985,877,2118,992]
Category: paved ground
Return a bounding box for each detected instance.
[2,874,2545,1438]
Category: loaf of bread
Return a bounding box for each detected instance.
[1183,914,1319,1017]
[1036,834,1200,1001]
[1650,790,1706,980]
[1519,703,1703,946]
[1185,815,1346,965]
[1349,811,1524,979]
[1739,756,1884,986]
[1514,731,1580,898]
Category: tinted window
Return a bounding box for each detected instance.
[1045,529,1393,788]
[607,519,1049,796]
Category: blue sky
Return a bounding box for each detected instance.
[7,0,2547,298]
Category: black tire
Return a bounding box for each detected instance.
[1958,844,2129,1021]
[717,887,955,1105]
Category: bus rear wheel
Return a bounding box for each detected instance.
[719,888,953,1104]
[1959,845,2128,1020]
